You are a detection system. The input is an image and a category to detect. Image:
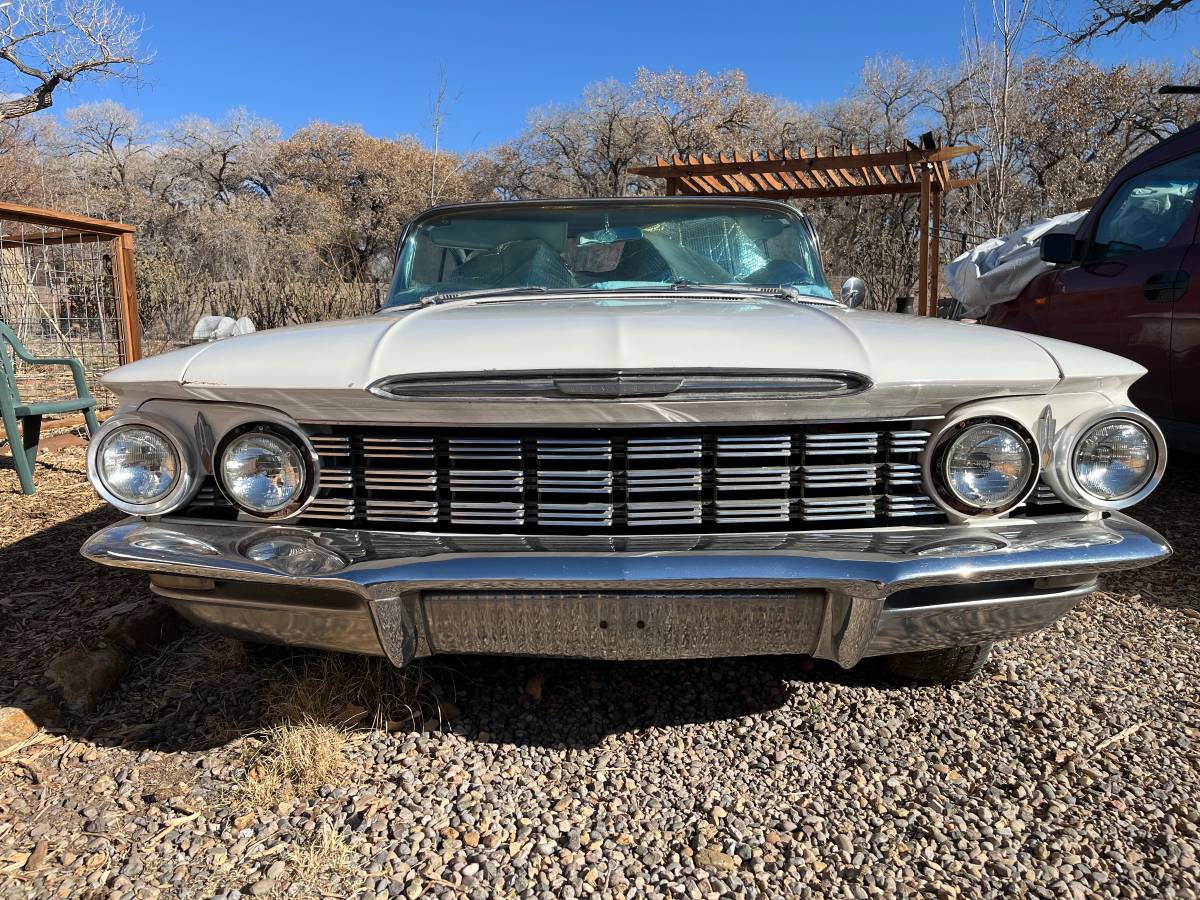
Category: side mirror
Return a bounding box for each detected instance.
[841,276,867,308]
[1039,232,1079,264]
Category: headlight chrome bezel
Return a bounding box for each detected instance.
[88,414,198,516]
[928,416,1040,517]
[215,422,317,519]
[1054,409,1166,510]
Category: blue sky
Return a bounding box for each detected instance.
[59,0,1200,152]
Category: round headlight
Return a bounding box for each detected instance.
[220,430,307,515]
[938,422,1035,513]
[97,425,180,505]
[1073,419,1156,501]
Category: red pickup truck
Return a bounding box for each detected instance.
[986,122,1200,450]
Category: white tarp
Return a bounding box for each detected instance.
[945,211,1086,318]
[191,315,256,343]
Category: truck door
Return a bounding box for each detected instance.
[1169,238,1200,438]
[1037,149,1200,418]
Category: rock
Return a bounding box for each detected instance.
[245,878,275,896]
[0,706,38,751]
[103,603,186,655]
[695,847,739,873]
[45,644,128,714]
[24,838,48,871]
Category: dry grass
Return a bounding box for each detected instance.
[287,823,353,886]
[237,718,348,809]
[235,650,443,809]
[264,650,439,732]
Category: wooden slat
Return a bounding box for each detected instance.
[114,232,143,362]
[0,228,115,248]
[714,152,753,192]
[797,148,831,190]
[833,146,860,187]
[758,152,794,192]
[724,153,759,192]
[701,180,975,200]
[780,150,816,189]
[930,187,942,313]
[918,166,931,317]
[628,144,979,178]
[0,201,135,234]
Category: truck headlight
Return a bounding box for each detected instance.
[1073,419,1157,501]
[96,425,181,506]
[936,421,1035,514]
[219,427,308,515]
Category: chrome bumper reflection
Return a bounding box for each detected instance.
[81,513,1170,667]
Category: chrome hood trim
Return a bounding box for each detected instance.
[368,368,871,402]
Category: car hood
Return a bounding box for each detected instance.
[106,294,1145,423]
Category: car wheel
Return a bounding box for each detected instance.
[884,642,994,684]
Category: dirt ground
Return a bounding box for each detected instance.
[0,439,1197,898]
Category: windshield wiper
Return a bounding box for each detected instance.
[419,285,549,306]
[667,280,838,305]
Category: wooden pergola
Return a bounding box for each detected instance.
[628,138,980,316]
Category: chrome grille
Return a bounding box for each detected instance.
[185,422,993,533]
[231,419,951,534]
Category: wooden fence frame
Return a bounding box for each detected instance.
[0,201,140,363]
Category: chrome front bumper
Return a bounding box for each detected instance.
[81,513,1171,668]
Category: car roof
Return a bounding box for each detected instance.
[416,195,807,218]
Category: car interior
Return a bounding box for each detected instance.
[391,211,825,304]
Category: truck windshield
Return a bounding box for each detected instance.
[385,202,833,307]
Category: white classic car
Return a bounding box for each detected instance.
[82,198,1171,683]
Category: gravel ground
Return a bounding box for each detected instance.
[1,442,1198,898]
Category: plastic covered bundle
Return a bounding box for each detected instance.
[945,211,1086,318]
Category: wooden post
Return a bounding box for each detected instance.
[665,177,679,196]
[929,186,941,317]
[918,164,931,316]
[112,232,142,362]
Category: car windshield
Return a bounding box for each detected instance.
[384,202,834,307]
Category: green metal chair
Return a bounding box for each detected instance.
[1,322,100,495]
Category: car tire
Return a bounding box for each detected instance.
[884,642,994,683]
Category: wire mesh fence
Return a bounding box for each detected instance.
[0,206,138,411]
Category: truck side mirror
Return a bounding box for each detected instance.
[1040,232,1079,264]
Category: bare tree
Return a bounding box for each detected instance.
[59,99,148,189]
[166,108,279,207]
[428,67,463,206]
[1044,0,1195,45]
[964,0,1035,235]
[0,0,146,121]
